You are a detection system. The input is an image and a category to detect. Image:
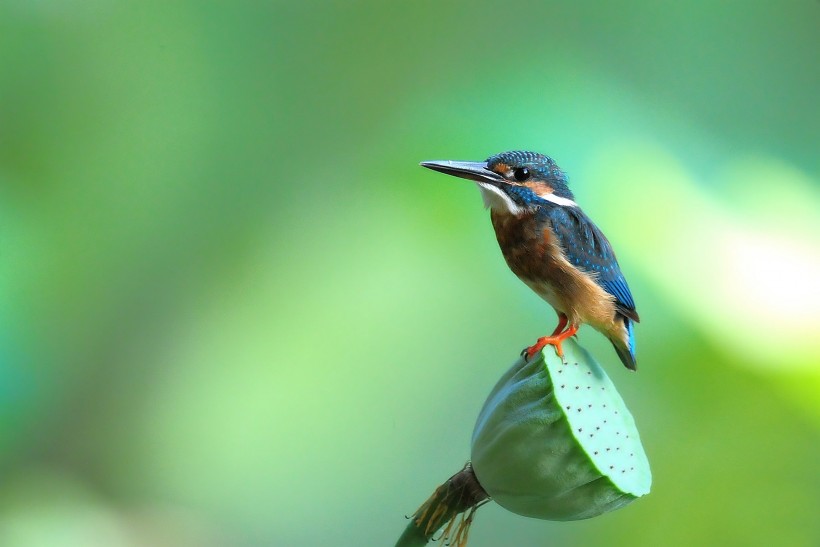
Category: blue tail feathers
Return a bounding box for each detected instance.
[611,317,637,371]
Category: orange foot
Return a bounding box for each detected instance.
[523,324,578,361]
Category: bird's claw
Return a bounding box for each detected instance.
[523,325,578,363]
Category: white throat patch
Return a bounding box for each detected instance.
[476,183,526,215]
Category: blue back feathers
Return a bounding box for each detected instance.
[543,206,640,323]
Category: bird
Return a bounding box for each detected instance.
[420,150,640,370]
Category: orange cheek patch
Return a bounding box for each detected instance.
[525,181,554,197]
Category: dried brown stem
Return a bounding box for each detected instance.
[395,463,490,547]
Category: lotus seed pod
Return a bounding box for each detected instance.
[470,339,651,520]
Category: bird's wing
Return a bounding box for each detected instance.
[546,206,640,322]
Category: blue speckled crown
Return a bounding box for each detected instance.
[487,150,572,199]
[487,150,555,168]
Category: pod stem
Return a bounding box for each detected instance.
[395,463,489,547]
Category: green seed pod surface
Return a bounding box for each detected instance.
[470,339,651,521]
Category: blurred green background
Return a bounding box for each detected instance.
[1,1,818,546]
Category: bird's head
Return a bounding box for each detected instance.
[421,150,576,215]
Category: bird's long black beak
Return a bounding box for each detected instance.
[419,160,505,185]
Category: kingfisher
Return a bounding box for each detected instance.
[420,151,640,370]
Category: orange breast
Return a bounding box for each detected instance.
[490,211,618,330]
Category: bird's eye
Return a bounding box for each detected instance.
[513,167,530,182]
